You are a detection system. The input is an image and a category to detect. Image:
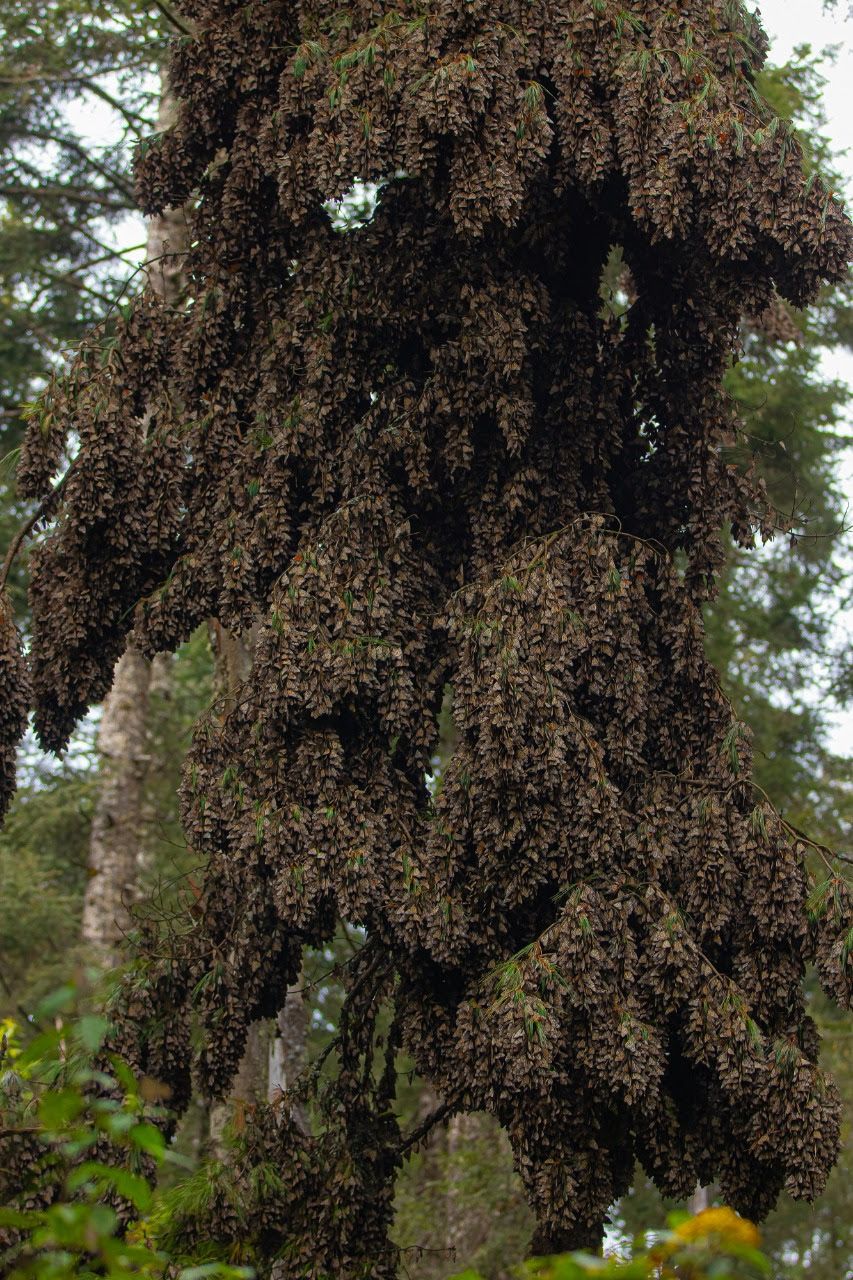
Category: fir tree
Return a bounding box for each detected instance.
[2,1,853,1273]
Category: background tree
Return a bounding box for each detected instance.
[0,0,168,601]
[0,0,166,1005]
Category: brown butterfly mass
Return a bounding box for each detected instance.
[2,0,853,1272]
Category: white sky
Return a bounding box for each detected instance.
[756,0,853,756]
[758,0,853,166]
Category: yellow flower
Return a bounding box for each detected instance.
[673,1207,761,1249]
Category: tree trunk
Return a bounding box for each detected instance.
[81,647,153,961]
[688,1185,712,1214]
[268,970,309,1132]
[207,619,255,705]
[142,80,185,306]
[446,1112,495,1268]
[209,1021,269,1151]
[206,622,288,1152]
[80,74,186,964]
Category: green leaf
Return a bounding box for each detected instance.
[102,1111,138,1137]
[76,1014,110,1053]
[0,1207,38,1230]
[39,1087,85,1130]
[129,1121,166,1159]
[66,1160,152,1211]
[108,1166,154,1213]
[34,984,77,1020]
[15,1029,63,1073]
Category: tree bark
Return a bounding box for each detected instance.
[205,622,285,1153]
[688,1184,712,1214]
[209,1021,269,1151]
[446,1112,493,1268]
[268,970,309,1132]
[81,647,153,961]
[80,75,186,964]
[207,620,255,705]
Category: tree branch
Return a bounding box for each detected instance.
[31,264,117,308]
[152,0,195,36]
[0,183,133,212]
[398,1098,458,1156]
[0,461,77,594]
[0,72,160,135]
[42,211,145,263]
[17,128,137,203]
[80,76,155,134]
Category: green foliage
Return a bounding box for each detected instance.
[394,1114,534,1280]
[0,757,93,1018]
[0,627,213,1025]
[0,980,249,1280]
[0,18,850,1280]
[0,0,168,611]
[1,985,776,1280]
[702,50,853,847]
[452,1208,771,1278]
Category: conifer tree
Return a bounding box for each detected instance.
[0,0,167,588]
[2,1,853,1273]
[0,0,169,820]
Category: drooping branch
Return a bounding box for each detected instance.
[0,459,76,595]
[3,0,853,1271]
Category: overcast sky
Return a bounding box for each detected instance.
[756,1,853,757]
[759,1,853,197]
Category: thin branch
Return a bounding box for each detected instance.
[776,811,853,872]
[80,76,155,134]
[31,264,116,308]
[0,506,47,592]
[0,63,161,88]
[398,1099,458,1156]
[18,128,137,203]
[49,244,148,276]
[0,183,132,213]
[0,72,160,135]
[0,461,77,594]
[0,958,17,1001]
[152,0,195,36]
[42,210,146,263]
